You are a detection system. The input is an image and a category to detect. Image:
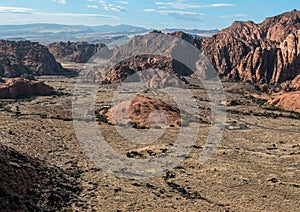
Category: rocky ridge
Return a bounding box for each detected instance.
[0,40,64,77]
[48,41,105,63]
[103,55,191,85]
[0,143,81,211]
[267,91,300,113]
[101,10,300,88]
[200,10,300,85]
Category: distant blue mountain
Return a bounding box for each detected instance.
[0,23,149,44]
[0,23,217,45]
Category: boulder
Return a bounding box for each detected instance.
[103,95,181,128]
[0,78,55,99]
[268,91,300,113]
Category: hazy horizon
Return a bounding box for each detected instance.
[0,0,299,30]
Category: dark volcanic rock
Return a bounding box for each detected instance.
[0,77,55,99]
[0,40,64,77]
[0,143,81,211]
[48,41,105,63]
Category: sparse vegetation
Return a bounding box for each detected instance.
[95,106,111,123]
[70,170,84,178]
[248,96,268,106]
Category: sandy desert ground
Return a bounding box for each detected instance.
[0,75,299,211]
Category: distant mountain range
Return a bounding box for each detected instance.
[1,10,299,92]
[162,28,218,37]
[0,23,217,45]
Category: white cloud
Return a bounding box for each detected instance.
[145,8,205,21]
[87,5,98,9]
[155,2,201,9]
[155,2,235,9]
[0,6,35,14]
[209,4,235,7]
[99,0,128,12]
[159,10,205,16]
[116,1,128,5]
[148,1,235,20]
[144,9,156,12]
[51,0,67,5]
[110,5,128,12]
[0,6,114,18]
[38,12,114,18]
[157,6,168,9]
[221,13,247,18]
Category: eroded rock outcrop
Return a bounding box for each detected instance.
[0,40,64,77]
[103,55,191,85]
[268,91,300,113]
[102,95,181,128]
[0,77,55,99]
[48,41,105,63]
[291,75,300,90]
[260,9,300,43]
[200,10,300,84]
[100,10,300,86]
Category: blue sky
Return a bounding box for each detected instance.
[0,0,299,29]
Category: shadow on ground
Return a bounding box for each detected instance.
[0,143,82,211]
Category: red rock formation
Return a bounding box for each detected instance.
[169,31,202,49]
[268,91,300,113]
[259,9,300,43]
[48,41,105,63]
[0,40,64,77]
[291,75,300,90]
[103,55,191,85]
[89,10,300,88]
[200,10,300,84]
[103,95,181,128]
[0,77,55,99]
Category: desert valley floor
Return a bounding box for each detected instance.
[0,75,299,211]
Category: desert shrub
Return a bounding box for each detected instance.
[95,113,108,123]
[248,96,268,106]
[39,113,48,119]
[95,106,111,123]
[70,170,83,178]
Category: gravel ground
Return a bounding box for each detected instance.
[0,76,299,211]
